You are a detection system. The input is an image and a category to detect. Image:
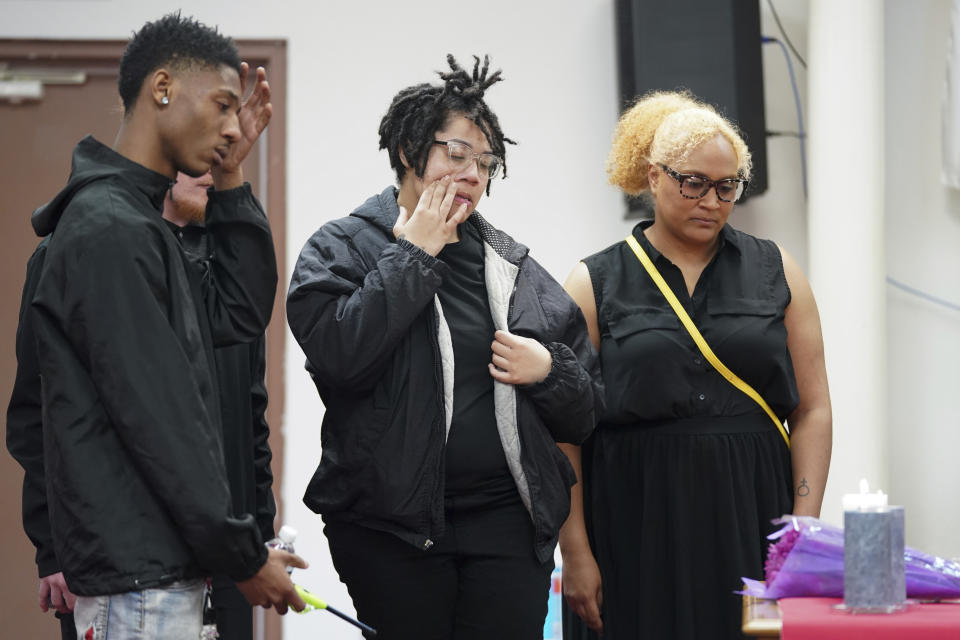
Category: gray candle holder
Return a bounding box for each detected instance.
[839,505,906,613]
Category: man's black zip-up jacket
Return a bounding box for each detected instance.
[6,234,277,585]
[6,238,58,578]
[172,222,277,545]
[287,186,604,562]
[20,136,277,596]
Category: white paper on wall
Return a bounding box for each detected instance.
[943,0,960,188]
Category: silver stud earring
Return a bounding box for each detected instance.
[161,95,169,105]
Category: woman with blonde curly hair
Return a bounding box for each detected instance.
[559,91,832,639]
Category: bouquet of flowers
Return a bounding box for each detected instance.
[741,516,960,599]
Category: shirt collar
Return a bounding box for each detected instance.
[162,218,208,255]
[77,136,173,212]
[630,219,741,262]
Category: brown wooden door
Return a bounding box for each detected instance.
[0,40,287,640]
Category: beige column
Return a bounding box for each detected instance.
[807,0,886,526]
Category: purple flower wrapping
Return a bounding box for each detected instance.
[740,516,960,599]
[764,527,800,586]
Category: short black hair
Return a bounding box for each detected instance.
[118,12,242,112]
[378,54,515,194]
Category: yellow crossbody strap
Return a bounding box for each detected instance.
[624,234,790,448]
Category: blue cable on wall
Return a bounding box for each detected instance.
[763,35,807,200]
[886,277,960,313]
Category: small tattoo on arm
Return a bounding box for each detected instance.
[797,477,810,497]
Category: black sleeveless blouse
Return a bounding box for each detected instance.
[584,220,800,425]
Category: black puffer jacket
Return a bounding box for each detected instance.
[287,186,603,562]
[26,136,277,595]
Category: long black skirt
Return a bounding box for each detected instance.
[563,414,793,640]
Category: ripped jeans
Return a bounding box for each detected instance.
[73,579,205,639]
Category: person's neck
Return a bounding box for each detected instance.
[114,116,175,179]
[643,221,720,270]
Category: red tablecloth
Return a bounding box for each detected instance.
[780,597,960,639]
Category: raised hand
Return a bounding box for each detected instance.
[393,176,469,256]
[488,330,552,385]
[213,62,273,186]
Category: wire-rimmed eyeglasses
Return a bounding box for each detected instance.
[658,163,748,203]
[433,140,504,180]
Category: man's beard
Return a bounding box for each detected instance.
[170,192,207,224]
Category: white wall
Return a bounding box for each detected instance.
[884,0,960,559]
[3,1,957,637]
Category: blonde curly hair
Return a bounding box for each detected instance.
[607,90,752,195]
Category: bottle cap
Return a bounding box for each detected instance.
[278,525,297,544]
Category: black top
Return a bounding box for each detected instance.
[566,220,797,640]
[584,220,799,425]
[170,221,276,544]
[438,222,517,509]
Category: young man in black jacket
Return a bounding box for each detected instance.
[6,171,280,640]
[7,13,303,639]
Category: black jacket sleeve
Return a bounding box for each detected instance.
[202,184,278,346]
[36,218,266,581]
[286,222,449,392]
[249,336,277,543]
[520,260,605,445]
[5,240,60,578]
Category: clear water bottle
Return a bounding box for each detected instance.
[265,524,297,574]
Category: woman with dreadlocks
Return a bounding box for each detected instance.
[287,55,603,639]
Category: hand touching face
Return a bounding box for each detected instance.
[161,64,242,179]
[393,175,470,256]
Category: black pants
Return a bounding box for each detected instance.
[325,501,553,640]
[211,576,253,640]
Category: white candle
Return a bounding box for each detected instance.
[842,478,889,511]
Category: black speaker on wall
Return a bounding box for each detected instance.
[615,0,767,216]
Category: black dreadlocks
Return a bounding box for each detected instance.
[118,12,241,113]
[378,54,516,194]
